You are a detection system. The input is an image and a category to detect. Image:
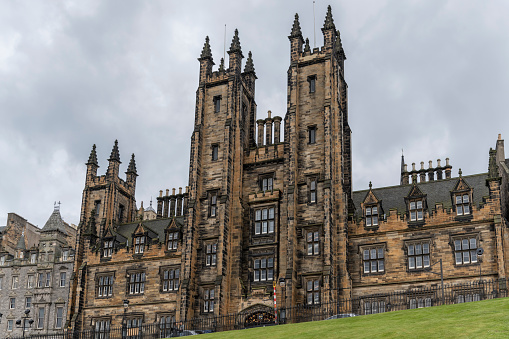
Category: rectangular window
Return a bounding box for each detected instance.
[365,206,379,227]
[46,272,51,287]
[363,246,385,274]
[7,320,13,331]
[26,296,32,308]
[12,276,18,289]
[408,242,430,270]
[260,175,274,192]
[209,193,217,217]
[159,315,175,338]
[308,126,316,144]
[60,272,67,287]
[134,236,145,254]
[306,279,320,305]
[454,237,478,265]
[9,297,15,309]
[205,243,217,266]
[307,231,320,255]
[162,268,180,292]
[28,274,34,288]
[203,288,215,313]
[97,274,114,297]
[31,253,37,264]
[128,272,146,295]
[409,200,424,221]
[38,272,45,287]
[456,194,471,216]
[62,250,69,261]
[212,144,218,161]
[94,319,110,339]
[0,255,5,265]
[95,200,101,216]
[37,308,45,329]
[56,307,64,328]
[103,240,114,257]
[308,75,316,93]
[0,276,3,289]
[167,232,179,251]
[253,257,274,282]
[214,96,221,113]
[254,207,275,235]
[309,180,317,203]
[363,300,386,315]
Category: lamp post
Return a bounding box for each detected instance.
[122,299,129,339]
[15,309,33,339]
[426,259,445,305]
[279,278,286,323]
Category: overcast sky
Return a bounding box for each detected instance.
[1,0,508,227]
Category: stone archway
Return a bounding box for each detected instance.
[240,304,275,328]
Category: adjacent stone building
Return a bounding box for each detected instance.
[66,5,509,332]
[0,206,76,337]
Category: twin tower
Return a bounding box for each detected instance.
[69,5,352,328]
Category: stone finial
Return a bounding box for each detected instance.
[228,29,242,55]
[323,5,336,31]
[290,13,303,38]
[458,168,462,177]
[218,58,225,72]
[126,153,137,175]
[87,144,98,166]
[109,140,121,162]
[244,51,255,73]
[199,36,213,61]
[369,181,372,189]
[304,38,311,53]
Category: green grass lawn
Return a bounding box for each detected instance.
[199,297,509,339]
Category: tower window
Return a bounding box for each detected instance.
[203,288,215,313]
[308,126,316,144]
[309,179,317,203]
[212,144,219,161]
[307,231,320,255]
[306,279,320,305]
[209,192,217,217]
[213,96,222,113]
[205,243,217,266]
[95,200,101,216]
[308,75,316,93]
[253,257,274,282]
[254,207,275,235]
[260,174,274,191]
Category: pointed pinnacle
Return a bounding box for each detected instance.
[219,58,225,72]
[199,36,213,61]
[304,38,311,53]
[290,13,303,38]
[109,140,121,162]
[87,144,98,166]
[323,5,336,31]
[228,29,242,55]
[127,153,138,175]
[244,51,255,73]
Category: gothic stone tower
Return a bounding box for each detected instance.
[181,6,351,320]
[67,141,137,330]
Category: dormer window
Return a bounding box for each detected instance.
[167,232,179,251]
[409,200,424,221]
[365,206,379,227]
[103,240,114,257]
[134,236,145,254]
[455,194,470,216]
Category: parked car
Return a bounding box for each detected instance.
[326,313,358,320]
[179,330,199,336]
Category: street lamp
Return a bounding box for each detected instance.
[122,299,129,339]
[425,259,445,305]
[16,309,34,339]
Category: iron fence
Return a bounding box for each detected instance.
[6,278,507,339]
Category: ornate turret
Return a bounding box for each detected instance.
[322,5,337,49]
[106,140,121,177]
[126,153,138,187]
[228,29,244,71]
[198,36,215,83]
[86,144,99,180]
[289,13,304,61]
[244,51,255,74]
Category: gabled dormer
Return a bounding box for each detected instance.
[165,219,181,253]
[451,169,473,220]
[131,222,157,257]
[405,184,427,225]
[101,227,118,260]
[361,182,382,229]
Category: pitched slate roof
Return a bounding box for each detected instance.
[111,217,185,243]
[352,173,489,218]
[42,208,68,234]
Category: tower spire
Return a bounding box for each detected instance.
[290,13,303,39]
[87,144,98,166]
[228,29,243,56]
[322,5,336,31]
[244,51,255,74]
[109,140,121,163]
[126,153,137,175]
[199,36,213,61]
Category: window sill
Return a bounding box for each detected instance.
[454,214,473,222]
[363,225,380,232]
[362,272,385,276]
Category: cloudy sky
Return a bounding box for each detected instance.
[1,0,508,227]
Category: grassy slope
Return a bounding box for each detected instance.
[201,298,509,339]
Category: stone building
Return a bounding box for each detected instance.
[0,206,76,337]
[66,5,509,332]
